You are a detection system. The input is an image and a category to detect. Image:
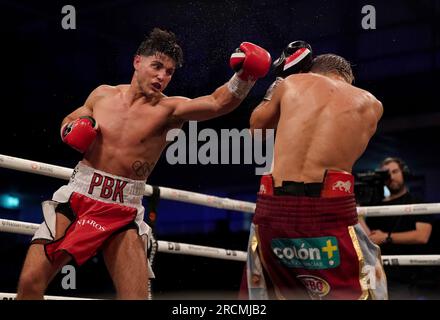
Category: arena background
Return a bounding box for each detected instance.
[0,0,439,299]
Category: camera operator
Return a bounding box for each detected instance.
[364,157,435,299]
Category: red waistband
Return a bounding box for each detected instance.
[254,193,358,231]
[259,170,355,198]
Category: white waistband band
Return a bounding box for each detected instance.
[66,162,145,205]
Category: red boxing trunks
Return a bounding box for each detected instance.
[32,162,153,272]
[241,171,387,300]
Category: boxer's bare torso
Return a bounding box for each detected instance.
[17,34,272,300]
[62,53,242,181]
[251,73,383,186]
[81,84,185,180]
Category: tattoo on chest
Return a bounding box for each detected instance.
[132,161,155,177]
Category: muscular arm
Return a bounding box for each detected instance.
[370,222,432,245]
[61,85,111,127]
[171,41,271,122]
[249,81,283,135]
[390,222,432,245]
[171,84,242,121]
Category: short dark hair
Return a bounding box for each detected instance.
[381,157,409,173]
[136,28,183,68]
[310,54,354,84]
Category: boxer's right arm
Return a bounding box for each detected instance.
[249,41,313,136]
[170,42,271,121]
[60,85,109,152]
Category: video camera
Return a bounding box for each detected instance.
[354,169,390,206]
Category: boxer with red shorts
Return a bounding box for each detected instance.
[16,28,272,299]
[32,162,149,267]
[242,171,387,299]
[242,42,387,299]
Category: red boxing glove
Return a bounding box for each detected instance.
[61,116,98,153]
[228,42,271,99]
[230,42,272,81]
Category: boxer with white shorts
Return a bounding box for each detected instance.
[17,28,271,299]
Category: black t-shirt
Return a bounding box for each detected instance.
[366,192,433,255]
[366,192,438,287]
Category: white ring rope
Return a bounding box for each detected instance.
[2,154,439,303]
[356,204,440,217]
[1,154,440,265]
[5,255,440,300]
[2,154,440,217]
[1,218,439,266]
[0,154,256,213]
[0,219,246,262]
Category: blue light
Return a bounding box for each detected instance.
[384,186,390,198]
[0,194,20,209]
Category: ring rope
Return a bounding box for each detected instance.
[2,154,440,217]
[356,204,440,217]
[0,154,256,213]
[0,218,246,262]
[1,218,439,266]
[3,155,439,302]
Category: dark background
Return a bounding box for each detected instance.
[0,0,439,299]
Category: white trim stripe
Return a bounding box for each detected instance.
[231,52,246,59]
[283,48,311,71]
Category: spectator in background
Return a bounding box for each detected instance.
[364,157,435,299]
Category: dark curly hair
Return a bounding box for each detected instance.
[136,28,183,68]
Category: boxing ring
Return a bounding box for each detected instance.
[1,153,440,300]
